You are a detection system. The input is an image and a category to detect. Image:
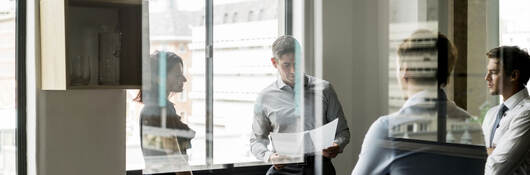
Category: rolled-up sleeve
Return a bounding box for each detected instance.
[325,84,350,151]
[250,101,274,162]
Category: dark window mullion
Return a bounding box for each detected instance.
[437,87,447,143]
[205,0,214,167]
[285,0,293,35]
[15,0,27,174]
[437,14,447,143]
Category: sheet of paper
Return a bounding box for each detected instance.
[308,118,338,152]
[269,132,305,156]
[269,118,338,155]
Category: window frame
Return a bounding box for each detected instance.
[390,138,487,160]
[15,0,27,174]
[127,0,293,174]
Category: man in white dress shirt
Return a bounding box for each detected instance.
[482,46,530,175]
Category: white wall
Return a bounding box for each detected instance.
[322,0,389,174]
[37,90,126,175]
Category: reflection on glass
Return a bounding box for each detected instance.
[98,31,121,85]
[132,0,206,173]
[353,29,484,175]
[500,0,530,97]
[70,56,91,85]
[250,35,351,174]
[140,51,195,174]
[125,89,145,171]
[0,0,16,174]
[389,30,481,144]
[388,1,483,144]
[211,0,280,165]
[388,1,441,142]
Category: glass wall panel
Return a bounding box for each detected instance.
[138,0,206,173]
[388,0,484,145]
[0,0,16,174]
[500,0,530,49]
[389,0,441,143]
[130,0,297,172]
[353,1,495,174]
[211,0,281,165]
[500,0,530,93]
[125,89,144,171]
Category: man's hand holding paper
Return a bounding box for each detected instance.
[322,143,340,158]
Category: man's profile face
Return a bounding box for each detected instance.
[272,52,295,87]
[485,58,504,95]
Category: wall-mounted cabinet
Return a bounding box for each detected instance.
[40,0,142,90]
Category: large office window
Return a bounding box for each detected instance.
[211,0,279,165]
[0,0,18,174]
[500,0,530,50]
[387,0,484,145]
[135,0,208,173]
[125,0,287,173]
[500,0,530,92]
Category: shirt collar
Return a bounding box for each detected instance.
[503,88,529,110]
[401,90,435,110]
[400,88,447,111]
[275,74,310,90]
[275,78,290,89]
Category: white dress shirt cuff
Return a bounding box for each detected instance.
[264,151,274,163]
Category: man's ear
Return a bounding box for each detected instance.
[511,70,520,83]
[271,57,278,68]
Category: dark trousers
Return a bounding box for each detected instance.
[266,156,336,175]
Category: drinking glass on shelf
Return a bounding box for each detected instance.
[70,55,91,86]
[98,32,121,85]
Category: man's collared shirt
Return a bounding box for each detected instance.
[352,89,480,175]
[250,75,350,162]
[482,88,530,175]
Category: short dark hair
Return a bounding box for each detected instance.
[397,29,457,87]
[487,46,530,87]
[272,35,297,59]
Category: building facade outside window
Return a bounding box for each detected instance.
[0,0,17,174]
[126,0,282,173]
